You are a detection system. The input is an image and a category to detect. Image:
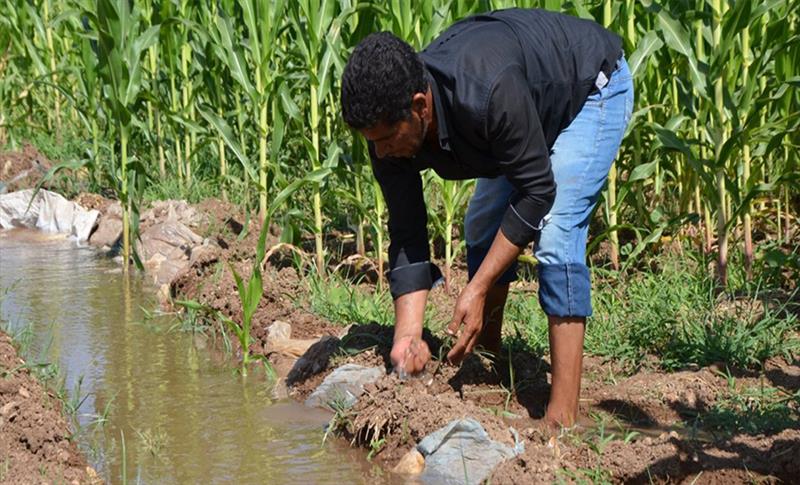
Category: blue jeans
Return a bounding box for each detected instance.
[464,57,634,317]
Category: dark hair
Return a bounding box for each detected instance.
[341,32,426,129]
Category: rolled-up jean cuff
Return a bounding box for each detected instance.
[388,261,444,299]
[466,245,518,284]
[537,263,592,317]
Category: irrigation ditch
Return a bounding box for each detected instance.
[1,146,799,483]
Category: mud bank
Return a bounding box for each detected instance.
[0,331,99,484]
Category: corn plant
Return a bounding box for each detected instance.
[2,0,798,290]
[89,0,160,270]
[289,0,355,273]
[425,173,474,289]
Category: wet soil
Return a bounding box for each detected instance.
[0,331,99,484]
[167,200,800,483]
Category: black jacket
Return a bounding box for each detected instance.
[370,8,622,298]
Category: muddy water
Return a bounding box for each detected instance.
[0,229,377,484]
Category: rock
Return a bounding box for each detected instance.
[416,419,523,485]
[305,364,384,410]
[0,401,18,417]
[267,320,319,359]
[271,378,290,400]
[105,202,123,218]
[154,258,189,286]
[267,321,292,342]
[157,284,171,304]
[138,219,202,262]
[142,199,203,227]
[266,321,319,358]
[18,387,29,399]
[189,243,218,265]
[286,336,340,386]
[338,324,353,338]
[269,338,319,359]
[88,215,123,248]
[0,379,16,394]
[392,448,425,475]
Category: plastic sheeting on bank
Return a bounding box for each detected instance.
[0,189,99,242]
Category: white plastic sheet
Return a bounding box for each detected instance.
[0,189,99,242]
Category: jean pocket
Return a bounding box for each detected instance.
[623,85,634,127]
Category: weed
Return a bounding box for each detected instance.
[400,417,410,445]
[135,426,169,458]
[262,359,278,384]
[366,437,386,461]
[322,394,354,445]
[697,370,800,435]
[558,465,614,485]
[584,253,800,371]
[306,271,393,326]
[120,429,127,485]
[169,301,217,334]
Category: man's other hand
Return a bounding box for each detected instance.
[446,282,487,364]
[390,335,431,377]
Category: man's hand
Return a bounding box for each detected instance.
[391,335,431,376]
[391,289,430,377]
[446,282,488,364]
[447,229,522,364]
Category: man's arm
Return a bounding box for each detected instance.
[447,66,555,363]
[370,147,441,373]
[446,229,520,363]
[391,289,430,375]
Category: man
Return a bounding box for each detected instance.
[341,8,633,428]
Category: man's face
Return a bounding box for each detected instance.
[360,113,426,159]
[359,91,431,159]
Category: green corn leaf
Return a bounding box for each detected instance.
[214,15,255,98]
[657,10,707,94]
[627,31,663,79]
[279,83,301,120]
[269,95,286,165]
[627,161,658,182]
[197,105,259,184]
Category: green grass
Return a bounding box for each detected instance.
[584,251,799,372]
[302,246,799,375]
[305,270,394,327]
[696,370,800,436]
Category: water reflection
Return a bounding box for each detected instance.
[0,229,374,484]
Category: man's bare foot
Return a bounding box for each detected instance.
[390,335,431,376]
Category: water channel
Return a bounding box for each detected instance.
[0,228,376,484]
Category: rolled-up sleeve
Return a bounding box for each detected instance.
[370,147,443,299]
[487,66,556,247]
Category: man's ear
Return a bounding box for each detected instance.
[410,92,428,118]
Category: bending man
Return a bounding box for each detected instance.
[340,8,633,428]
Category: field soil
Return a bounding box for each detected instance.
[0,332,99,484]
[168,197,800,484]
[2,145,798,483]
[0,144,52,193]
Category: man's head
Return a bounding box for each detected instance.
[341,32,433,159]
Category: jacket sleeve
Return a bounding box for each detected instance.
[370,145,443,299]
[486,65,557,247]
